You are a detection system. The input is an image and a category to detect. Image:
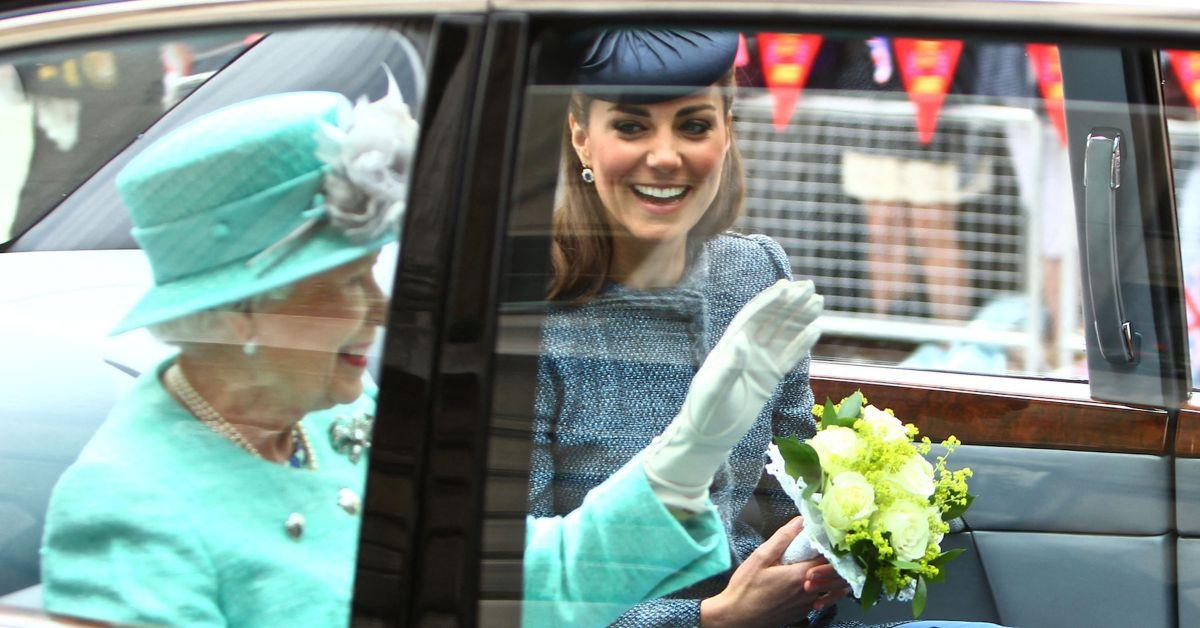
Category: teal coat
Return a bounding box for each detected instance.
[41,359,374,627]
[522,456,730,627]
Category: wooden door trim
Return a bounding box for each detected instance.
[811,361,1169,455]
[1174,402,1200,457]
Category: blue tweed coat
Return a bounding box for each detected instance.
[529,233,820,626]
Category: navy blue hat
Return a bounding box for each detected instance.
[574,29,739,104]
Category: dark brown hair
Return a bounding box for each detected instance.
[547,68,744,302]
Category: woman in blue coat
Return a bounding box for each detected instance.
[528,29,850,627]
[526,274,827,626]
[529,28,1008,628]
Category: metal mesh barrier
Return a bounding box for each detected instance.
[733,95,1200,376]
[733,91,1050,372]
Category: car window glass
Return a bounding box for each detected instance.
[0,21,427,625]
[477,28,1192,627]
[0,31,258,246]
[499,34,1089,381]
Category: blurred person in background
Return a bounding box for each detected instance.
[4,35,250,243]
[829,38,975,322]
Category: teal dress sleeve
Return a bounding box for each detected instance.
[521,457,730,628]
[41,464,225,627]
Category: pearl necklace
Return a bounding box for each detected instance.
[165,364,318,471]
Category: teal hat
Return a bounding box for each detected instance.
[112,88,415,334]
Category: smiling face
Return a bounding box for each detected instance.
[570,87,732,246]
[249,253,385,414]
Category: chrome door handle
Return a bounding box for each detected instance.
[1083,128,1140,364]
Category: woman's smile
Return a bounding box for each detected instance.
[337,341,373,368]
[630,183,693,214]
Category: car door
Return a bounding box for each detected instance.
[447,3,1195,628]
[0,1,486,625]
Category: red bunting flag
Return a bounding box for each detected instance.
[1167,50,1200,116]
[1026,44,1068,147]
[757,33,823,130]
[893,38,963,145]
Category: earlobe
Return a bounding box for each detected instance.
[568,113,589,163]
[225,310,257,347]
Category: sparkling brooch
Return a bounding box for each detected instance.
[330,412,373,463]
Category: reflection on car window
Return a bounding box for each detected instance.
[0,22,427,625]
[0,33,258,245]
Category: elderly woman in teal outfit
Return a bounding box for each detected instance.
[40,84,413,625]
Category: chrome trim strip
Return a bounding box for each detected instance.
[0,0,485,53]
[493,0,1200,35]
[12,0,1200,54]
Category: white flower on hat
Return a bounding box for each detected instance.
[315,65,419,243]
[246,70,418,277]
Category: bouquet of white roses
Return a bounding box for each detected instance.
[764,391,974,618]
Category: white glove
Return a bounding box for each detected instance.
[643,279,824,514]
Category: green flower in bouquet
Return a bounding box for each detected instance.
[771,391,976,618]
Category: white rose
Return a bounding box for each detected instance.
[863,405,908,442]
[888,453,935,498]
[810,426,865,476]
[871,499,932,561]
[819,471,877,544]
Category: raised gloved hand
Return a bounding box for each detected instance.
[643,279,824,514]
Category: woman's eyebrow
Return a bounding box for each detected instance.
[675,104,717,117]
[608,104,651,117]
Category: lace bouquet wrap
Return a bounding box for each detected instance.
[764,391,975,618]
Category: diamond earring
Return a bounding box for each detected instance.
[243,340,258,356]
[581,166,595,184]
